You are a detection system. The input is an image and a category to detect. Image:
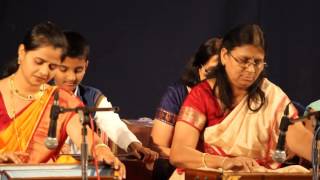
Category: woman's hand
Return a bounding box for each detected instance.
[95,144,126,179]
[221,156,261,172]
[0,152,29,164]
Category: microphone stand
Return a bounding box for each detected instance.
[59,106,119,180]
[78,110,89,180]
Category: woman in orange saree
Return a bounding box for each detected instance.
[0,21,125,178]
[0,84,82,163]
[169,24,313,176]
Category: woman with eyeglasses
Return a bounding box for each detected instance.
[169,24,313,177]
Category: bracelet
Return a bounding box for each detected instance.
[201,153,209,168]
[95,143,110,150]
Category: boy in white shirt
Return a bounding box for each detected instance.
[55,31,158,163]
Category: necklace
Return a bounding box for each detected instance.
[8,84,23,151]
[9,74,45,101]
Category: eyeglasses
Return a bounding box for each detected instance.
[229,53,267,69]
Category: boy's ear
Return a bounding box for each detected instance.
[85,60,89,69]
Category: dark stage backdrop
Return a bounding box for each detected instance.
[1,0,319,118]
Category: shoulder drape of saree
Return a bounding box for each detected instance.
[0,86,83,163]
[0,86,56,154]
[204,79,297,168]
[176,81,220,131]
[27,87,82,163]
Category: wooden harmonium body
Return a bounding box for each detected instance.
[185,168,312,180]
[0,164,115,180]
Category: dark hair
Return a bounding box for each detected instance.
[208,24,266,112]
[180,37,222,87]
[2,21,67,77]
[1,60,19,78]
[22,21,67,52]
[63,31,90,61]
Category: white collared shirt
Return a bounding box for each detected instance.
[66,86,140,153]
[95,95,140,151]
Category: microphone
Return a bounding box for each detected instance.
[45,90,60,149]
[272,103,292,163]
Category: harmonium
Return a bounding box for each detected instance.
[0,164,116,180]
[184,168,312,180]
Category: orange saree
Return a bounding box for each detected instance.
[0,86,82,163]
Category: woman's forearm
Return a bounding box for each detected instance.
[170,144,224,169]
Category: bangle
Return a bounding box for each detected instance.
[201,153,209,168]
[95,143,110,150]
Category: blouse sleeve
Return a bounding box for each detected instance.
[155,83,187,126]
[177,83,209,132]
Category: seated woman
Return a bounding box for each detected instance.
[169,24,313,176]
[0,21,125,179]
[150,37,221,179]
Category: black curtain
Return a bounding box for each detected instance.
[1,0,319,118]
